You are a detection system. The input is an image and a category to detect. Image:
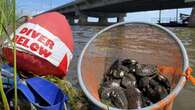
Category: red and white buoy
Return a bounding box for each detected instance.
[3,12,74,77]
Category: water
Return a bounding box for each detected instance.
[68,25,195,110]
[66,26,103,87]
[169,27,195,110]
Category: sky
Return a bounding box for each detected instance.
[125,8,192,23]
[16,0,73,15]
[16,0,192,23]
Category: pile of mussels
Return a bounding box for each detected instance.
[99,59,171,109]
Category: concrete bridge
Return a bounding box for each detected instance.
[45,0,195,26]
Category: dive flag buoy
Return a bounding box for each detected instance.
[3,12,74,77]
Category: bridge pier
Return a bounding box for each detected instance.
[66,16,75,25]
[189,5,195,27]
[65,11,126,25]
[99,17,108,25]
[78,15,88,25]
[117,16,124,22]
[73,11,126,25]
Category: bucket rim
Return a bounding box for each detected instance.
[77,21,189,110]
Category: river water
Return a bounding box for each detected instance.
[169,27,195,110]
[67,25,195,110]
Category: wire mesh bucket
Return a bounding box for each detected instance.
[77,22,189,110]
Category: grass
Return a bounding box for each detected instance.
[44,76,91,110]
[12,0,18,109]
[1,1,93,110]
[0,0,16,110]
[0,0,90,108]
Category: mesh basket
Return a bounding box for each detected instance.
[78,22,189,110]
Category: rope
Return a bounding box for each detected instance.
[183,67,195,85]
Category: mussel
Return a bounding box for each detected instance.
[135,64,158,77]
[125,86,144,109]
[110,87,128,109]
[99,59,171,109]
[121,73,136,88]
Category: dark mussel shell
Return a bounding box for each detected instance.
[122,59,137,67]
[146,85,168,103]
[138,77,150,92]
[112,65,129,79]
[106,59,129,79]
[121,73,136,88]
[135,64,158,77]
[103,73,111,82]
[99,80,121,99]
[99,86,114,99]
[154,74,171,93]
[106,60,119,76]
[142,96,153,106]
[146,79,169,103]
[99,59,171,109]
[125,86,144,109]
[110,87,128,109]
[104,79,121,88]
[122,59,137,73]
[121,59,132,67]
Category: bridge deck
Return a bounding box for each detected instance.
[48,0,195,15]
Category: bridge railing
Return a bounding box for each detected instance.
[151,17,182,24]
